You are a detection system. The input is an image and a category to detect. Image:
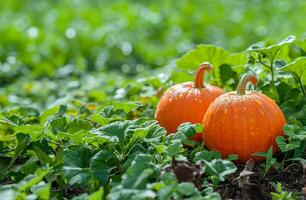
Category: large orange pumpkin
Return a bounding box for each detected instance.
[202,74,286,162]
[155,62,224,141]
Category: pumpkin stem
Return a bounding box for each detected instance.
[237,74,259,95]
[194,62,212,88]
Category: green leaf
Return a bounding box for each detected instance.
[72,188,104,200]
[100,106,126,118]
[63,145,113,186]
[40,105,66,124]
[33,146,52,165]
[113,101,142,113]
[91,120,132,143]
[63,146,93,186]
[121,154,154,189]
[276,136,299,152]
[158,185,175,200]
[281,57,306,84]
[165,140,183,157]
[227,154,239,161]
[14,125,43,140]
[30,181,50,200]
[108,189,156,200]
[176,123,202,139]
[67,118,93,134]
[133,128,150,139]
[194,150,221,162]
[176,44,246,85]
[177,182,196,196]
[0,169,49,199]
[87,114,111,126]
[8,133,31,170]
[49,116,67,132]
[159,173,176,185]
[248,35,296,57]
[204,159,237,181]
[90,150,112,185]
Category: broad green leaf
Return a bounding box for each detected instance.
[248,35,296,57]
[14,125,43,140]
[90,150,112,185]
[33,146,52,165]
[109,189,156,200]
[281,57,306,84]
[100,106,126,118]
[63,145,112,186]
[0,169,49,200]
[67,118,93,134]
[91,120,131,143]
[87,114,111,126]
[121,154,154,189]
[176,123,202,139]
[176,44,247,85]
[227,154,239,161]
[49,116,67,132]
[8,133,31,170]
[276,136,299,152]
[18,168,49,191]
[72,188,104,200]
[40,105,62,124]
[63,146,92,168]
[158,185,175,200]
[177,182,196,196]
[113,101,142,113]
[194,150,221,162]
[160,172,178,185]
[30,181,50,200]
[133,128,150,139]
[204,159,237,181]
[165,140,183,157]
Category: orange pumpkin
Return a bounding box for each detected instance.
[155,62,224,141]
[202,74,286,162]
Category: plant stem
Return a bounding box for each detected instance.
[237,74,258,95]
[268,52,280,102]
[298,77,306,96]
[194,62,212,88]
[292,73,306,96]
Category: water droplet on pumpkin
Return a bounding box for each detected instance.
[256,100,262,105]
[259,110,265,115]
[243,107,247,111]
[224,109,228,114]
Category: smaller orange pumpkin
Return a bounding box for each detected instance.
[202,74,286,162]
[155,62,224,141]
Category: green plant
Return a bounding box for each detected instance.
[254,146,277,175]
[270,182,301,200]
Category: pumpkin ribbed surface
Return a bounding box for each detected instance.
[202,74,286,161]
[155,63,224,141]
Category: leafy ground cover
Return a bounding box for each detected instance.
[1,34,306,199]
[1,1,306,199]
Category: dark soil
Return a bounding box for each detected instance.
[164,158,306,200]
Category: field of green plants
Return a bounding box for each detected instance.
[0,0,306,199]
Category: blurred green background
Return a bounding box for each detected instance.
[1,0,306,76]
[1,0,306,108]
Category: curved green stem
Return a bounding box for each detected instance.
[237,74,259,95]
[292,73,306,96]
[194,62,212,88]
